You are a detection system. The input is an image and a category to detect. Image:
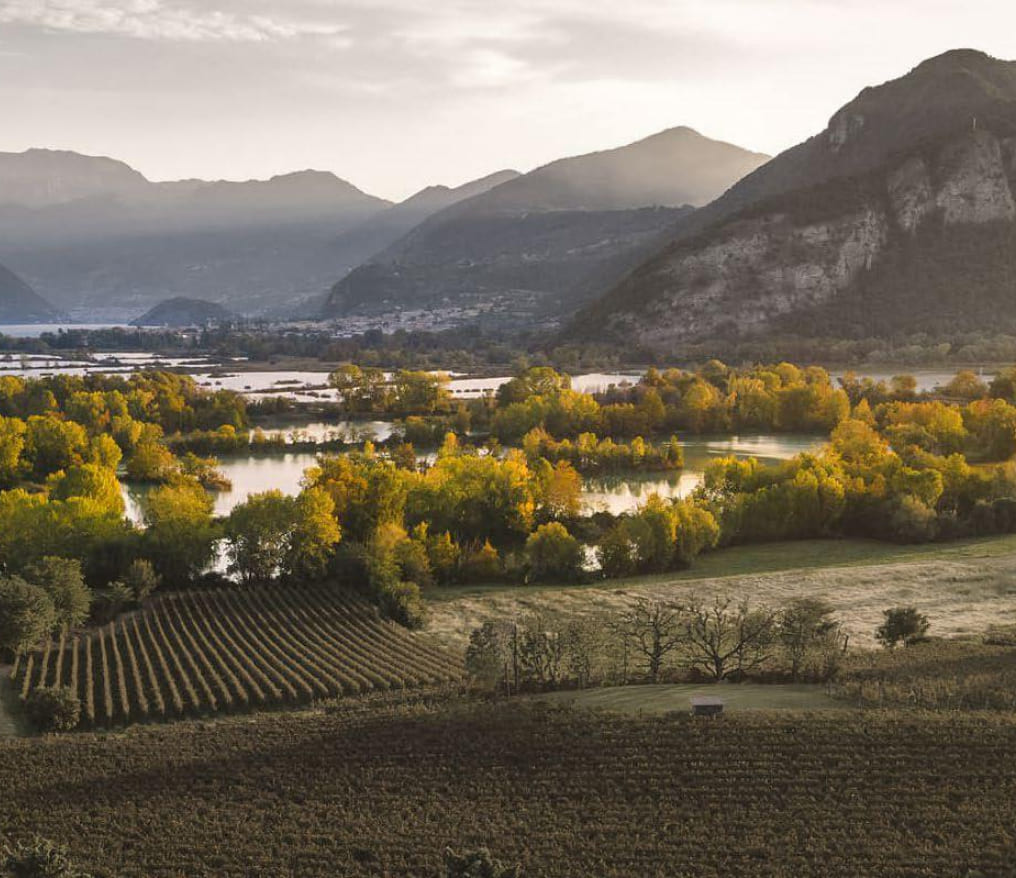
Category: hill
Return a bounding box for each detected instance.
[0,151,392,318]
[131,297,236,327]
[0,262,62,323]
[320,128,769,329]
[568,50,1016,349]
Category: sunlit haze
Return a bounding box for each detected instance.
[4,0,1015,199]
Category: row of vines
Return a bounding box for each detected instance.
[11,584,462,729]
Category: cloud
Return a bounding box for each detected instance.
[0,0,349,42]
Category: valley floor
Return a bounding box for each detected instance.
[426,535,1016,651]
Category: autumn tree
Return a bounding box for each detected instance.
[142,477,218,584]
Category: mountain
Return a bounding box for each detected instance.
[568,50,1016,349]
[132,297,236,327]
[0,262,62,323]
[0,151,392,318]
[320,128,770,328]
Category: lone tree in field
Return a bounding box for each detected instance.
[681,596,778,680]
[876,607,930,648]
[617,599,684,682]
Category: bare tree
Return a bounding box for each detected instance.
[681,596,778,680]
[617,599,685,681]
[517,614,564,687]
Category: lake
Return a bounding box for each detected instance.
[122,432,825,525]
[581,433,826,515]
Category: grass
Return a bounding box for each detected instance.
[433,534,1016,603]
[532,683,849,714]
[425,534,1016,653]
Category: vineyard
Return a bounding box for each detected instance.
[2,702,1016,876]
[10,584,462,729]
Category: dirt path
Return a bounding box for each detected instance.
[0,666,25,737]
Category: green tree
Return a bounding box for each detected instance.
[122,559,160,602]
[0,577,55,657]
[876,606,930,648]
[25,557,91,629]
[225,491,298,586]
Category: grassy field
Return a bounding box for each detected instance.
[426,535,1016,652]
[533,683,848,714]
[2,699,1015,877]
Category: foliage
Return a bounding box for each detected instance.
[141,478,218,585]
[24,558,91,629]
[25,687,81,733]
[0,578,55,658]
[875,607,931,648]
[121,559,160,602]
[524,523,583,583]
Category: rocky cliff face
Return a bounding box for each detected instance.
[570,51,1016,348]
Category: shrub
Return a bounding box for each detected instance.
[122,559,160,602]
[876,607,930,648]
[25,687,81,733]
[524,523,584,583]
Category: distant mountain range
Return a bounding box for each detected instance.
[320,127,770,328]
[568,50,1016,349]
[0,152,520,321]
[0,262,61,323]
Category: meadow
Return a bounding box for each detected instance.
[426,534,1016,651]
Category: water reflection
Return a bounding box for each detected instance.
[122,433,826,525]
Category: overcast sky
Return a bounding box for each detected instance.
[3,0,1015,200]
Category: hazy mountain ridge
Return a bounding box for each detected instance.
[321,128,770,326]
[569,50,1016,348]
[0,262,62,323]
[0,151,393,317]
[0,150,534,319]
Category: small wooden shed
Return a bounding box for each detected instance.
[690,696,725,716]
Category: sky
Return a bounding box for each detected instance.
[3,0,1016,201]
